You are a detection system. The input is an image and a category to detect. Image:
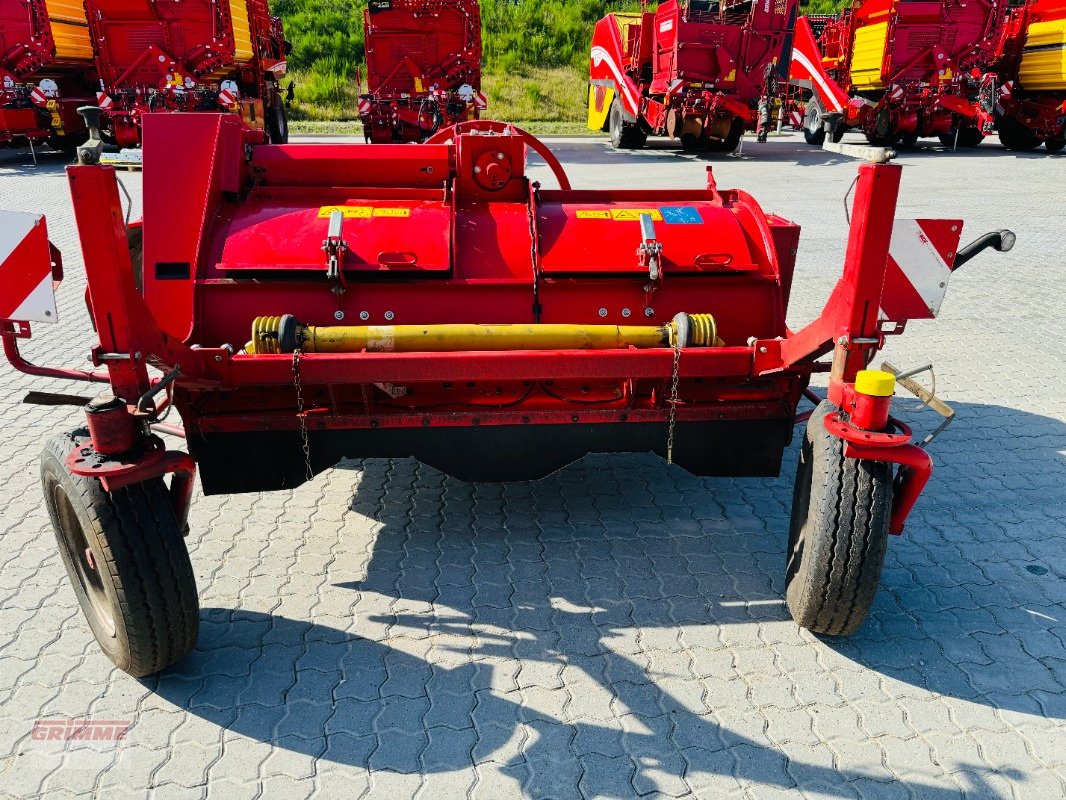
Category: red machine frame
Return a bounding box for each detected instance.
[1,113,983,535]
[358,0,483,143]
[588,0,799,150]
[84,0,289,148]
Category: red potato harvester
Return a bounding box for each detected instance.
[0,0,97,149]
[85,0,290,148]
[587,0,799,151]
[791,0,1010,148]
[978,0,1066,151]
[358,0,484,143]
[0,113,1015,676]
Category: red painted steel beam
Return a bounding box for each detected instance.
[220,347,758,385]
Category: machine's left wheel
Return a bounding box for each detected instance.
[785,402,893,636]
[41,431,199,677]
[939,126,984,148]
[608,98,646,150]
[267,98,289,144]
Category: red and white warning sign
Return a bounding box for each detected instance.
[357,97,373,116]
[217,88,237,108]
[474,91,488,110]
[96,91,113,109]
[29,87,48,106]
[789,109,803,128]
[0,212,58,324]
[880,218,963,322]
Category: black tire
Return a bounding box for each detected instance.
[803,98,826,145]
[608,98,646,150]
[41,431,198,676]
[47,134,81,156]
[997,117,1039,151]
[1046,137,1065,153]
[266,97,289,144]
[938,126,984,148]
[785,402,893,636]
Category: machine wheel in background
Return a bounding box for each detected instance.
[41,431,199,677]
[898,133,919,149]
[47,135,81,156]
[1046,137,1065,153]
[997,117,1039,151]
[803,98,826,145]
[267,98,289,144]
[939,126,984,148]
[608,98,646,150]
[785,402,893,636]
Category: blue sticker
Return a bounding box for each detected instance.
[659,206,703,225]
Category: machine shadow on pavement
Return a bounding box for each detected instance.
[150,399,1062,797]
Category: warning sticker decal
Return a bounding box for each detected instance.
[609,208,664,221]
[575,209,611,219]
[318,206,411,218]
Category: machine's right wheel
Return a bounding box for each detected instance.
[41,431,199,677]
[803,98,826,145]
[997,118,1039,151]
[1046,137,1065,153]
[266,98,289,144]
[608,98,646,150]
[785,402,893,636]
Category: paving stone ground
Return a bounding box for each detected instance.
[0,132,1063,799]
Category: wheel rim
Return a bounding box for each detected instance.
[51,481,116,638]
[804,102,821,133]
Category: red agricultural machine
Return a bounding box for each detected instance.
[790,0,1009,147]
[977,0,1066,150]
[358,0,484,143]
[0,0,95,149]
[0,112,1014,676]
[84,0,290,148]
[587,0,799,151]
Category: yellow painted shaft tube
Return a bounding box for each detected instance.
[308,323,667,352]
[249,314,720,354]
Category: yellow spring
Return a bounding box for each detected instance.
[687,313,720,347]
[250,315,284,354]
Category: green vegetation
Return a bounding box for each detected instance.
[276,0,850,123]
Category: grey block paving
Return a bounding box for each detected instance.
[0,133,1063,798]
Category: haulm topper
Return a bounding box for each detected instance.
[358,0,484,143]
[84,0,289,148]
[0,113,1013,676]
[0,0,95,148]
[588,0,799,151]
[978,0,1066,150]
[791,0,1008,147]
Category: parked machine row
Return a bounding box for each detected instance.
[587,0,1064,153]
[790,0,1066,152]
[0,0,289,150]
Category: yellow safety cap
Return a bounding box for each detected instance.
[855,370,895,397]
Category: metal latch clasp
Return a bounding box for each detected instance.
[637,213,663,281]
[323,210,348,294]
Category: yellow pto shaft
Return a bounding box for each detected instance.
[249,314,721,354]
